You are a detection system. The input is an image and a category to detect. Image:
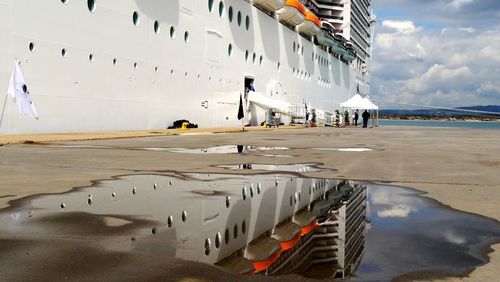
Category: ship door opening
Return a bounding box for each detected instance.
[243,76,255,126]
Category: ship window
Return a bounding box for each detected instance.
[245,16,250,30]
[208,0,214,13]
[132,11,139,26]
[237,11,242,26]
[218,1,225,18]
[112,58,117,66]
[87,0,95,13]
[154,66,159,72]
[133,62,138,69]
[277,62,280,72]
[184,31,189,43]
[154,21,160,34]
[233,224,238,239]
[228,43,233,57]
[88,53,94,62]
[228,6,233,22]
[244,50,249,62]
[242,220,246,234]
[204,238,211,256]
[224,228,230,244]
[170,26,175,39]
[259,55,263,67]
[61,48,66,57]
[292,42,295,53]
[252,52,256,64]
[29,42,35,52]
[61,0,68,4]
[215,233,222,249]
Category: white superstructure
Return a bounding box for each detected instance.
[0,0,374,134]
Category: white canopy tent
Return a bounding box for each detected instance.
[340,94,379,127]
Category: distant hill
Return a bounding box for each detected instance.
[379,105,500,118]
[456,105,500,113]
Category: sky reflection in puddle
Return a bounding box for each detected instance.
[353,184,500,281]
[214,163,327,173]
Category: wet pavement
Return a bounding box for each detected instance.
[213,163,329,173]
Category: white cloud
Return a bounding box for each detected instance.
[382,20,418,34]
[377,204,413,218]
[443,230,466,244]
[458,27,475,33]
[448,0,474,10]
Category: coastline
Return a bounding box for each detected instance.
[0,126,499,280]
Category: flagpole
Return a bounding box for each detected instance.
[0,93,8,130]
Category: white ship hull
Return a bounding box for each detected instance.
[0,0,370,134]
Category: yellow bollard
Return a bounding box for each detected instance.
[181,122,189,130]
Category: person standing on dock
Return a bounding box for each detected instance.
[362,110,370,128]
[354,111,359,126]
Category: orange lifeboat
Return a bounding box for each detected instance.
[298,10,321,36]
[252,0,285,12]
[277,0,306,26]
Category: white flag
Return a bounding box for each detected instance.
[7,61,39,119]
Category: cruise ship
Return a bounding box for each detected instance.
[0,0,375,134]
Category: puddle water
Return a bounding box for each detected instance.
[154,145,290,154]
[213,163,328,173]
[0,175,498,281]
[353,184,500,281]
[314,147,374,152]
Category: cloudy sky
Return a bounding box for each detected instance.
[371,0,500,108]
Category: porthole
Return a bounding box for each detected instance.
[293,42,296,53]
[87,0,96,13]
[242,220,246,234]
[61,48,67,57]
[204,238,211,256]
[218,1,225,18]
[132,11,140,26]
[112,58,117,66]
[277,62,281,71]
[237,11,242,26]
[184,72,188,78]
[154,66,159,72]
[297,44,300,54]
[215,232,222,249]
[133,62,138,69]
[228,6,233,22]
[233,224,238,239]
[28,42,35,52]
[259,55,263,67]
[208,0,214,12]
[224,228,230,244]
[225,196,231,208]
[245,16,250,30]
[181,210,187,222]
[167,215,173,228]
[184,31,189,43]
[61,0,68,4]
[244,50,249,62]
[89,53,94,62]
[170,26,176,39]
[242,186,247,200]
[154,20,160,34]
[252,52,256,64]
[228,43,233,57]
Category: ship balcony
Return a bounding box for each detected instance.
[277,0,306,26]
[252,0,285,12]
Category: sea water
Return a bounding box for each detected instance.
[378,119,500,129]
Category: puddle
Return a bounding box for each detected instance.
[353,184,500,281]
[0,175,498,281]
[213,163,328,173]
[314,147,374,152]
[142,145,290,154]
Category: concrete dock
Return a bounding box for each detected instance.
[0,126,499,281]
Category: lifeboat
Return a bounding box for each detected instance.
[298,10,321,36]
[245,237,283,272]
[342,42,356,62]
[252,0,285,12]
[277,0,306,26]
[271,221,302,251]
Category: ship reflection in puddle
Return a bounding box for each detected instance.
[214,163,327,173]
[143,145,290,154]
[0,175,498,281]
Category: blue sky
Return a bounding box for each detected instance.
[371,0,500,108]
